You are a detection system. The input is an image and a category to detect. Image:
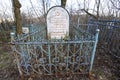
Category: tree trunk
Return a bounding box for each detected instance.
[61,0,67,8]
[96,0,100,19]
[12,0,22,34]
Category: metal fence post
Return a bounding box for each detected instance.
[10,32,15,42]
[90,29,100,72]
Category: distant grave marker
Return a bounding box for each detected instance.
[22,27,29,34]
[47,6,69,39]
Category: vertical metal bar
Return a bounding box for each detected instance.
[40,44,46,74]
[107,27,113,43]
[14,51,24,80]
[85,43,89,64]
[10,32,15,42]
[34,44,41,73]
[90,29,99,72]
[29,24,33,41]
[27,44,30,59]
[67,43,69,72]
[29,24,33,33]
[48,44,51,74]
[54,42,57,74]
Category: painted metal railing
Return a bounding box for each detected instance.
[11,24,99,78]
[88,19,120,58]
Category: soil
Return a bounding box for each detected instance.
[0,43,120,80]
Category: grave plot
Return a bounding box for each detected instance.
[11,6,99,79]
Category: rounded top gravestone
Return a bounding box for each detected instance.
[47,6,69,39]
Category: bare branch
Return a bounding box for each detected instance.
[81,9,97,19]
[110,0,120,10]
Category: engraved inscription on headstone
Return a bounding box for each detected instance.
[47,6,69,39]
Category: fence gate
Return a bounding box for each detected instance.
[11,6,99,79]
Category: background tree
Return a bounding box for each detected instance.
[110,0,120,10]
[12,0,22,34]
[61,0,67,8]
[81,0,101,19]
[110,0,120,17]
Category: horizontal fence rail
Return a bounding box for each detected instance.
[13,42,94,75]
[88,19,120,58]
[11,25,99,78]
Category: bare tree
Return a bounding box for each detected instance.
[12,0,22,34]
[77,0,101,19]
[41,0,48,23]
[110,0,120,17]
[61,0,67,8]
[110,0,120,10]
[96,0,100,18]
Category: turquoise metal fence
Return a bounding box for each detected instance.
[88,19,120,58]
[11,24,99,78]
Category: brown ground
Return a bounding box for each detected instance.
[0,43,120,80]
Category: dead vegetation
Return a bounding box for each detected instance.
[0,42,120,80]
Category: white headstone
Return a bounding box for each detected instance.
[47,6,69,39]
[22,27,29,34]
